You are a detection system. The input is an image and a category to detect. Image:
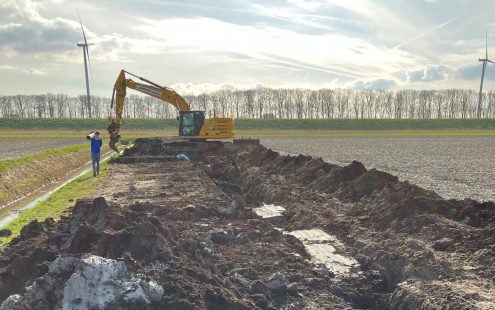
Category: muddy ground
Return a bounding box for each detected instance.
[0,138,494,309]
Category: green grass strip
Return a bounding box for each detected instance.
[0,144,87,174]
[0,160,112,248]
[233,119,495,130]
[2,118,495,131]
[237,129,495,137]
[0,118,177,130]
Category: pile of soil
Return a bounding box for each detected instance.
[1,139,493,309]
[234,145,495,308]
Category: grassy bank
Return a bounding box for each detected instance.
[1,118,495,131]
[0,144,86,173]
[0,161,111,248]
[0,144,108,206]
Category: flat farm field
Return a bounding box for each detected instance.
[0,137,83,161]
[260,136,495,202]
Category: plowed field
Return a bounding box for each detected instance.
[261,136,495,202]
[0,137,83,161]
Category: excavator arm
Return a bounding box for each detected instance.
[107,70,190,152]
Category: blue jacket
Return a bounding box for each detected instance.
[91,136,102,154]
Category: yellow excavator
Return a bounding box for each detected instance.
[107,70,235,152]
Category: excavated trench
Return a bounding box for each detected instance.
[0,138,494,309]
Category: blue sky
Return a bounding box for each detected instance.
[1,0,495,96]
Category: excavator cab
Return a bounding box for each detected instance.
[179,111,205,137]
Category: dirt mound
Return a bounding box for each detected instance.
[123,138,233,161]
[0,197,258,309]
[2,139,494,309]
[124,138,165,156]
[234,145,495,308]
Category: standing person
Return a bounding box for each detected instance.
[88,131,102,177]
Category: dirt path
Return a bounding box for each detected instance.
[0,139,493,309]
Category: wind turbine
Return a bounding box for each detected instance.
[477,29,493,118]
[76,12,94,117]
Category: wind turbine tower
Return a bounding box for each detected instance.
[76,13,94,117]
[477,29,493,118]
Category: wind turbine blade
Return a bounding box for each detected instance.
[77,9,93,81]
[77,9,88,47]
[486,28,488,59]
[488,59,494,64]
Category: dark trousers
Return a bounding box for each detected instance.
[91,152,100,174]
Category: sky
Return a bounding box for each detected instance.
[1,0,495,96]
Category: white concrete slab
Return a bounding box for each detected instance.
[287,229,359,277]
[254,204,285,219]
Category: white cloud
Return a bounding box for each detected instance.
[0,65,16,70]
[406,64,455,82]
[393,18,455,50]
[134,16,417,79]
[346,78,397,90]
[172,82,251,95]
[0,64,47,75]
[1,0,495,95]
[286,0,324,11]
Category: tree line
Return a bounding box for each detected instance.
[1,88,495,119]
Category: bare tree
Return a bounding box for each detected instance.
[215,90,230,117]
[352,92,362,119]
[317,89,334,119]
[197,94,209,114]
[256,88,271,119]
[335,89,351,119]
[487,90,495,118]
[306,90,317,119]
[45,93,56,118]
[446,89,460,119]
[365,90,376,119]
[91,96,103,119]
[55,94,68,118]
[34,95,47,118]
[1,87,493,120]
[77,95,87,118]
[243,90,255,119]
[143,96,154,118]
[418,90,433,119]
[0,96,12,117]
[274,89,285,119]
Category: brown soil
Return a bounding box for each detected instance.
[0,138,494,309]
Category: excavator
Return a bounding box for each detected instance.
[107,70,235,152]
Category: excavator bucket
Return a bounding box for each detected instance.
[109,135,121,153]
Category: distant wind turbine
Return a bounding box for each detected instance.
[477,29,493,118]
[76,11,94,117]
